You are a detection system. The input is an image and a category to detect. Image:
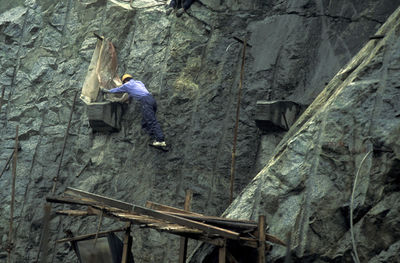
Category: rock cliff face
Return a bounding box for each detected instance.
[0,0,399,262]
[191,6,400,263]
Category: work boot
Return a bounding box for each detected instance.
[176,8,185,17]
[152,141,167,147]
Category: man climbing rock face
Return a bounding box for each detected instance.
[101,74,167,148]
[166,0,196,17]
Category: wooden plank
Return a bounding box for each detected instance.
[109,211,202,235]
[56,210,96,217]
[146,201,201,216]
[134,206,240,240]
[257,215,266,263]
[163,212,258,231]
[65,187,133,211]
[56,228,126,243]
[47,196,100,207]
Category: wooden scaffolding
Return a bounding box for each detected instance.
[47,187,285,263]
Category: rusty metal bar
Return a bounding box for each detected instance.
[7,125,18,263]
[230,39,247,204]
[76,159,91,178]
[0,151,14,180]
[39,89,79,263]
[0,85,5,113]
[52,89,79,194]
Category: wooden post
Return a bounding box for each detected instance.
[121,222,132,263]
[179,190,192,263]
[218,239,227,263]
[230,38,247,204]
[257,215,266,263]
[8,125,18,263]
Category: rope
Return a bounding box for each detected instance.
[350,149,372,263]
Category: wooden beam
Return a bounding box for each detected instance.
[56,209,96,217]
[134,206,240,240]
[257,215,266,263]
[121,222,131,263]
[179,190,192,263]
[163,212,258,231]
[46,196,100,207]
[56,228,126,243]
[146,201,201,216]
[219,239,227,263]
[65,187,133,211]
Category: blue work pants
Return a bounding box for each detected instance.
[169,0,195,10]
[139,95,165,142]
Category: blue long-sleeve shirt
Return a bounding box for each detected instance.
[108,79,150,100]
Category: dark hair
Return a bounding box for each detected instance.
[123,77,133,83]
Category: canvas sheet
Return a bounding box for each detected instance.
[81,37,128,104]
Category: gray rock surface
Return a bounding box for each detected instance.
[0,0,399,262]
[191,5,400,263]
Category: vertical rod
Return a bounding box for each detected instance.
[51,89,79,194]
[257,215,266,263]
[0,151,14,180]
[38,90,79,263]
[121,222,131,263]
[218,239,227,263]
[230,39,247,204]
[8,125,19,263]
[0,85,5,113]
[93,210,104,248]
[179,189,192,263]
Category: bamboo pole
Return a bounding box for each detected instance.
[257,215,266,263]
[121,222,132,263]
[7,125,18,263]
[230,39,247,204]
[218,239,227,263]
[179,190,192,263]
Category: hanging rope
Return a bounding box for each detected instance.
[350,149,373,263]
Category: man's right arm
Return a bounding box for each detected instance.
[100,84,127,94]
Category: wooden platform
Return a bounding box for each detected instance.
[47,187,285,263]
